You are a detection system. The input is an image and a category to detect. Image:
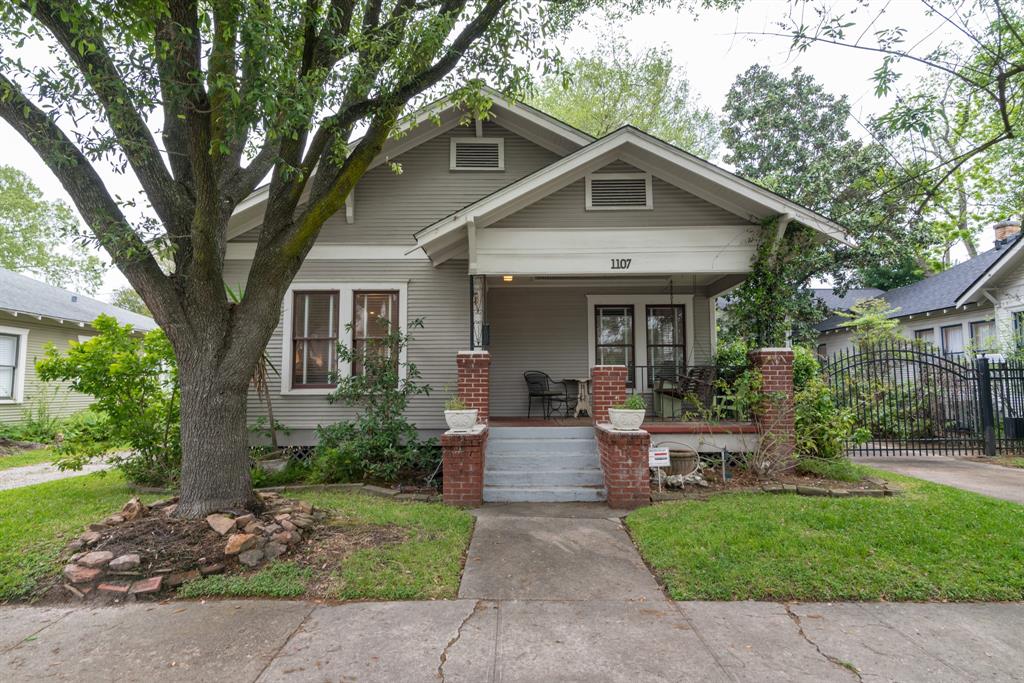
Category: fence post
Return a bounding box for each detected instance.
[976,358,997,457]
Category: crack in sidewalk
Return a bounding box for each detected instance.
[784,604,863,681]
[437,600,485,682]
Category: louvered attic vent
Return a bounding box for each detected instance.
[450,138,504,170]
[586,173,653,210]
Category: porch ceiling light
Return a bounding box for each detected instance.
[502,275,513,282]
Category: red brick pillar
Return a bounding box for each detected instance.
[595,423,650,509]
[591,365,627,424]
[441,426,487,507]
[748,348,796,464]
[456,351,491,424]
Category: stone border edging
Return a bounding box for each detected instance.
[761,482,902,498]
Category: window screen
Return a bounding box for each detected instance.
[292,291,339,388]
[0,334,18,399]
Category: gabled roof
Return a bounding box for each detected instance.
[0,268,157,331]
[811,287,885,312]
[414,126,850,261]
[956,233,1024,307]
[227,88,593,240]
[816,239,1017,332]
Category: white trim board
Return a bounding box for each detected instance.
[0,325,30,404]
[226,243,428,261]
[585,294,696,373]
[280,281,410,396]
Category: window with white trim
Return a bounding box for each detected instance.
[941,324,964,356]
[291,290,340,388]
[450,138,504,171]
[970,320,997,353]
[352,291,399,380]
[0,333,19,400]
[585,173,653,210]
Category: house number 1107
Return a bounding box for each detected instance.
[610,258,632,270]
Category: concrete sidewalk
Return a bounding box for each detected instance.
[857,456,1024,504]
[2,599,1022,681]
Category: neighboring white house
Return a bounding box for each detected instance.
[226,90,848,443]
[0,268,157,423]
[815,221,1023,359]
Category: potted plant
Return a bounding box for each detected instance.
[608,394,647,431]
[444,395,478,432]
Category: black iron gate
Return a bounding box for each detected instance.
[824,342,1024,457]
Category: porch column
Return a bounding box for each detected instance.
[457,350,491,423]
[748,348,796,464]
[591,365,627,424]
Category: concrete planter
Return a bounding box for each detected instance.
[608,408,645,431]
[444,409,479,432]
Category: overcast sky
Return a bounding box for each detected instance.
[0,0,956,300]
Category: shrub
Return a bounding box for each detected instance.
[37,315,180,487]
[614,395,647,411]
[312,318,438,484]
[794,374,870,461]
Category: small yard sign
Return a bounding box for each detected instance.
[648,447,670,469]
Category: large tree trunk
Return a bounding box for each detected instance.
[174,356,258,518]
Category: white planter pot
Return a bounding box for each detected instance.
[444,409,479,432]
[608,408,645,431]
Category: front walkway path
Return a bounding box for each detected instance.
[856,456,1024,504]
[0,460,110,491]
[2,502,1023,681]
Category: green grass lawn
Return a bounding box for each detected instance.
[0,472,157,602]
[179,489,475,601]
[0,448,53,471]
[628,470,1024,602]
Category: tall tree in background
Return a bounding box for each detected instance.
[0,1,725,516]
[776,0,1024,256]
[530,36,720,158]
[110,287,151,317]
[0,166,104,293]
[722,65,930,290]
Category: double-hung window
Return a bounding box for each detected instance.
[291,291,340,389]
[646,305,686,387]
[595,305,635,384]
[0,333,19,400]
[353,291,400,379]
[941,324,964,357]
[914,328,935,347]
[969,320,997,354]
[1014,311,1024,350]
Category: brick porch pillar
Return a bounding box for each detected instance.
[456,351,491,424]
[595,423,651,509]
[441,426,488,507]
[591,365,627,424]
[748,347,796,464]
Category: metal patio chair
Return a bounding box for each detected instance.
[524,371,569,419]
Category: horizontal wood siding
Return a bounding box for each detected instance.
[487,287,714,417]
[0,313,94,423]
[234,122,559,245]
[223,258,467,433]
[489,177,744,230]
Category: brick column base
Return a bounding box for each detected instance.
[595,423,650,509]
[748,347,796,464]
[591,365,627,424]
[441,425,488,507]
[456,351,491,424]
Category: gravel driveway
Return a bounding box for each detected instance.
[0,460,111,491]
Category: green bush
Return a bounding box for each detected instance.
[312,318,439,484]
[794,373,870,461]
[37,314,180,487]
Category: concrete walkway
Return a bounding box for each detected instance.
[856,456,1024,504]
[0,460,110,491]
[2,502,1023,681]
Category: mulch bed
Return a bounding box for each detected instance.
[0,438,45,456]
[651,466,892,501]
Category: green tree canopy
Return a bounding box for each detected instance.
[0,166,105,293]
[530,36,719,158]
[110,287,150,317]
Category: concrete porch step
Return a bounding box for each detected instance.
[486,437,599,456]
[484,468,605,488]
[485,453,601,471]
[482,485,607,503]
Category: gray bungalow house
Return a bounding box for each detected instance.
[815,222,1023,358]
[0,268,156,423]
[226,90,847,458]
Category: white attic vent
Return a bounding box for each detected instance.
[586,173,653,210]
[450,138,504,171]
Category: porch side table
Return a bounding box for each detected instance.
[565,377,592,418]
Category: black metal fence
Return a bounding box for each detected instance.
[824,341,1024,457]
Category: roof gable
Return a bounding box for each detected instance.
[414,126,850,262]
[956,234,1024,306]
